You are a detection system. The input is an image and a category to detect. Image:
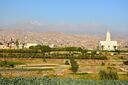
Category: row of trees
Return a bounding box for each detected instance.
[0,44,124,53]
[0,49,39,53]
[0,53,107,59]
[0,45,84,53]
[0,45,108,59]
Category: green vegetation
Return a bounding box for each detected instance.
[29,45,51,52]
[0,61,24,68]
[99,70,119,80]
[123,60,128,65]
[0,68,54,71]
[0,49,39,53]
[0,46,108,59]
[0,77,127,85]
[52,47,83,52]
[0,45,127,82]
[16,39,19,48]
[65,60,70,65]
[69,58,79,73]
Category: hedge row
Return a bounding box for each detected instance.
[0,53,107,59]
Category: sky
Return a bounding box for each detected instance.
[0,0,128,36]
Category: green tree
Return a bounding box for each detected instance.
[16,39,19,48]
[113,46,117,51]
[69,58,79,73]
[29,45,51,52]
[101,45,104,50]
[65,59,70,65]
[22,43,25,49]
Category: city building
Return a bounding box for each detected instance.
[99,31,118,51]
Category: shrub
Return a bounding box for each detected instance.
[65,60,70,65]
[123,60,128,65]
[69,58,79,73]
[101,62,105,66]
[0,61,23,68]
[99,70,118,80]
[43,58,47,62]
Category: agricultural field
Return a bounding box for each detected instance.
[0,77,128,85]
[0,57,127,80]
[0,48,127,85]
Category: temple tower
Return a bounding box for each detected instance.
[106,31,111,41]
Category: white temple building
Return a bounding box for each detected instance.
[99,31,118,51]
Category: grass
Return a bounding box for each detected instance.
[69,73,99,80]
[119,74,128,80]
[0,68,54,71]
[0,61,25,67]
[0,58,127,80]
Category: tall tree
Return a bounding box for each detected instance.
[69,58,79,73]
[101,45,104,50]
[16,39,19,48]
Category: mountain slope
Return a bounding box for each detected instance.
[0,29,102,49]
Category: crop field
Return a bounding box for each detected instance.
[0,58,127,80]
[0,49,127,84]
[0,77,128,85]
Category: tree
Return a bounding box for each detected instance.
[113,46,117,51]
[101,45,104,50]
[0,42,3,45]
[29,45,51,52]
[69,58,79,73]
[65,59,70,65]
[16,39,19,48]
[22,43,25,49]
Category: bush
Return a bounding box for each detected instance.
[99,70,118,80]
[69,58,79,73]
[123,60,128,65]
[65,60,70,65]
[0,61,23,68]
[101,62,105,66]
[43,58,47,62]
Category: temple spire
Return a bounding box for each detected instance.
[106,31,111,41]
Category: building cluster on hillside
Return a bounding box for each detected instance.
[0,31,119,51]
[0,38,38,49]
[0,38,56,49]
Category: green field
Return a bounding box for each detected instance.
[0,77,128,85]
[0,48,127,84]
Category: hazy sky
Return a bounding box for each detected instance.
[0,0,128,36]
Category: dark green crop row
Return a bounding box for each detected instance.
[0,49,40,53]
[0,77,127,85]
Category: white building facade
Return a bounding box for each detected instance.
[24,43,38,48]
[99,32,118,51]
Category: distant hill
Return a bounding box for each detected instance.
[0,29,127,49]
